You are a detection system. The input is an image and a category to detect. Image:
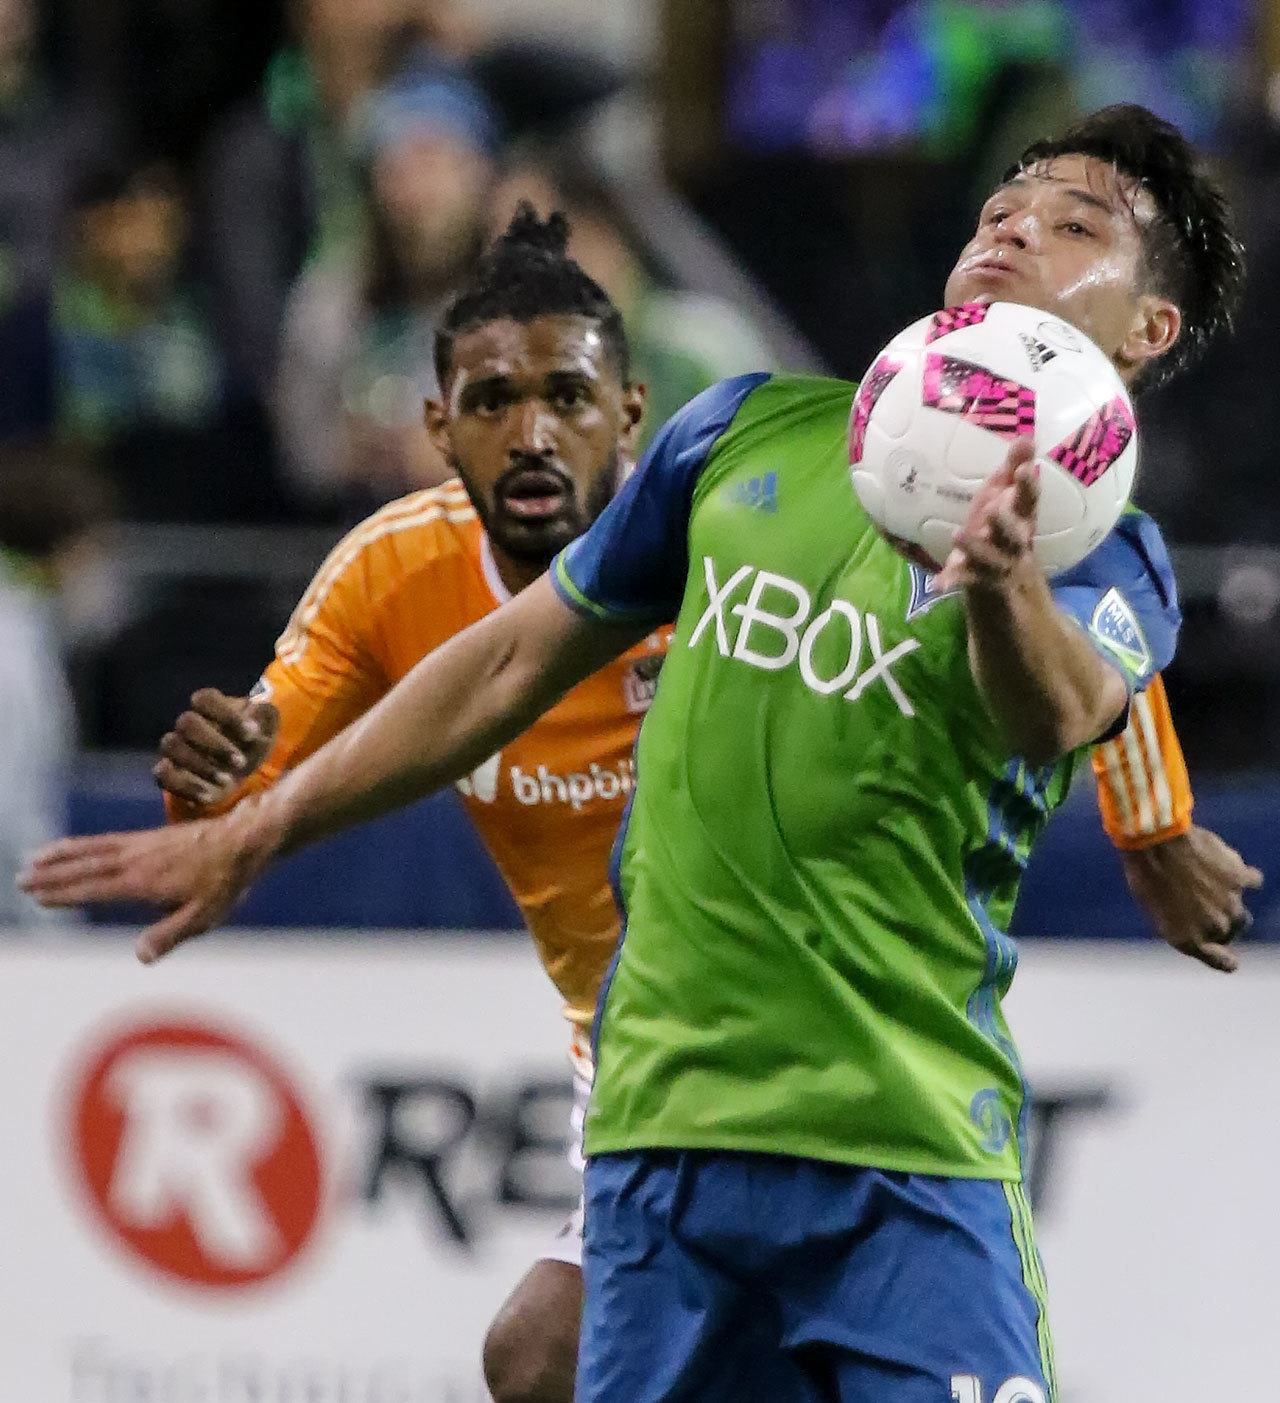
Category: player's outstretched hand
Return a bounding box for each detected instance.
[154,688,280,811]
[933,439,1039,594]
[17,805,275,964]
[1121,825,1263,973]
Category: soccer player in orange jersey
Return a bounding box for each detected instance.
[37,209,1259,1401]
[155,208,655,1402]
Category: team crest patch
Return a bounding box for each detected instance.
[1090,587,1150,675]
[905,563,960,620]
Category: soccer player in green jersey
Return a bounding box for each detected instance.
[24,106,1245,1401]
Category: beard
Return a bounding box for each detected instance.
[455,448,622,568]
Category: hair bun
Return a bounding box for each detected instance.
[495,202,571,257]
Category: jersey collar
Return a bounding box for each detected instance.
[479,532,512,605]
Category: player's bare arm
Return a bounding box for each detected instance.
[250,577,638,856]
[154,688,280,812]
[935,438,1128,763]
[20,577,640,961]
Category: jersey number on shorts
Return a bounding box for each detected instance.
[951,1377,1046,1403]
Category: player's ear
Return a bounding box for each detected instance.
[423,396,450,457]
[619,382,646,457]
[1118,295,1181,380]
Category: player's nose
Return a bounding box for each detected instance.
[514,399,558,454]
[991,213,1034,251]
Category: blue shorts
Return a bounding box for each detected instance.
[577,1150,1054,1403]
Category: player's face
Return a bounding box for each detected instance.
[944,153,1181,383]
[430,314,644,566]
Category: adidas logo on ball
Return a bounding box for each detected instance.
[1017,332,1058,372]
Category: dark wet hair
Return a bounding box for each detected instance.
[1009,104,1244,390]
[434,202,629,385]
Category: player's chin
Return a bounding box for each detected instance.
[490,512,581,564]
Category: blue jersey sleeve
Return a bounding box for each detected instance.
[1051,508,1180,698]
[551,373,770,624]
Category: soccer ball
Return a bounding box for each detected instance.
[848,301,1138,578]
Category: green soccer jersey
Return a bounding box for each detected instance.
[552,373,1178,1181]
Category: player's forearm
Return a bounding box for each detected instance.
[964,561,1127,765]
[234,579,625,862]
[239,626,546,859]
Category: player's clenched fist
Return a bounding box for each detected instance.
[934,438,1040,593]
[154,688,279,811]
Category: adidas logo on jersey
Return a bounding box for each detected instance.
[726,472,778,513]
[511,761,635,810]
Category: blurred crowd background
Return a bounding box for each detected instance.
[3,0,1279,927]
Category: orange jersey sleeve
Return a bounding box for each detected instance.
[164,487,477,821]
[1091,672,1193,850]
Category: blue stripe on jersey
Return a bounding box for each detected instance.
[965,884,1032,1169]
[962,757,1055,1169]
[963,759,1053,896]
[551,374,771,626]
[590,759,639,1067]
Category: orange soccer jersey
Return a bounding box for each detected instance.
[177,482,667,1030]
[1092,672,1194,849]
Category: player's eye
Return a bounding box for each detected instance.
[984,208,1009,226]
[1060,220,1093,237]
[469,386,509,414]
[551,385,589,410]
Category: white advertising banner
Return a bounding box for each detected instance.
[1006,942,1280,1403]
[1,933,1278,1403]
[0,932,573,1403]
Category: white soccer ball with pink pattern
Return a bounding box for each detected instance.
[848,300,1138,578]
